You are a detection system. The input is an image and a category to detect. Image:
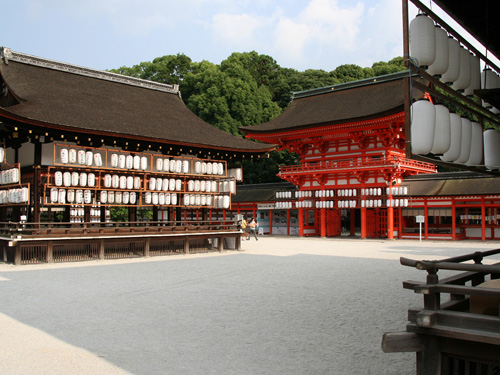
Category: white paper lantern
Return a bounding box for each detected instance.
[465,122,483,166]
[85,151,93,166]
[123,191,130,205]
[169,159,176,172]
[451,47,471,91]
[158,193,165,205]
[67,189,75,203]
[71,172,79,187]
[441,37,461,84]
[145,192,152,204]
[68,149,77,164]
[78,150,86,165]
[431,104,451,154]
[165,193,171,205]
[409,14,435,68]
[134,177,141,190]
[162,179,169,191]
[149,177,156,191]
[54,171,63,187]
[58,189,66,204]
[169,178,176,191]
[126,155,134,169]
[111,174,119,189]
[152,192,159,205]
[463,52,481,96]
[94,153,103,167]
[133,155,141,170]
[126,176,134,190]
[175,179,182,191]
[440,113,462,162]
[171,193,178,205]
[156,158,163,171]
[156,178,163,191]
[483,129,500,169]
[60,148,69,164]
[411,99,436,155]
[50,188,58,203]
[163,158,170,172]
[130,192,137,205]
[79,172,88,187]
[426,25,449,77]
[119,175,127,190]
[182,160,189,174]
[455,117,472,164]
[111,153,119,168]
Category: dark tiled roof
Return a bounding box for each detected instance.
[240,72,413,134]
[0,48,274,153]
[233,182,296,203]
[403,172,500,196]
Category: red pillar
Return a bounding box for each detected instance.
[387,206,394,240]
[424,202,429,240]
[320,208,326,238]
[299,208,304,237]
[361,207,367,239]
[452,198,456,241]
[350,209,356,236]
[481,197,486,241]
[269,209,273,236]
[287,209,291,236]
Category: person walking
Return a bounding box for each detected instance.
[248,218,258,241]
[241,217,249,240]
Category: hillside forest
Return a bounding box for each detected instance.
[110,52,406,184]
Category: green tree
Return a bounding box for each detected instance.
[371,56,406,76]
[332,64,372,82]
[241,150,301,184]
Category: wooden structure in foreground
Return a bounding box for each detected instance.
[382,250,500,374]
[1,220,242,265]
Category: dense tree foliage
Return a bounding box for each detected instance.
[111,52,407,183]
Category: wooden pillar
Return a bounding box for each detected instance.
[129,207,136,226]
[320,208,326,238]
[481,197,486,241]
[144,237,150,257]
[184,238,190,254]
[218,236,224,252]
[99,239,105,260]
[47,241,53,263]
[398,206,403,239]
[350,209,356,236]
[14,243,21,265]
[236,234,241,251]
[387,206,394,240]
[361,207,367,239]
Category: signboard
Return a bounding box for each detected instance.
[416,215,425,223]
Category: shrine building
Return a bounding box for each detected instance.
[0,47,275,264]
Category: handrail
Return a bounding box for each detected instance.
[279,157,436,174]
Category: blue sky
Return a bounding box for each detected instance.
[0,0,485,72]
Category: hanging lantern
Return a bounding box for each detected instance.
[411,99,436,155]
[455,117,472,164]
[440,113,462,162]
[463,52,481,97]
[409,14,435,68]
[465,122,483,166]
[481,68,500,109]
[441,37,460,84]
[431,104,451,154]
[427,25,449,77]
[483,129,500,170]
[171,193,178,206]
[452,47,471,91]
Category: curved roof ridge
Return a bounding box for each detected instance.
[1,47,179,95]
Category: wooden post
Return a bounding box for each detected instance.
[14,243,21,265]
[47,241,53,263]
[218,236,224,252]
[184,238,190,254]
[451,199,457,241]
[236,234,241,251]
[98,239,105,260]
[144,237,150,257]
[481,197,486,241]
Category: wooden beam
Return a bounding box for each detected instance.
[381,331,424,353]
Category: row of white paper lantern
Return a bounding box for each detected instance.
[54,171,98,188]
[193,161,225,176]
[183,193,216,207]
[411,100,490,166]
[0,187,29,204]
[0,168,20,185]
[60,149,104,167]
[410,14,480,94]
[227,168,243,182]
[296,200,313,208]
[213,195,231,209]
[360,199,409,208]
[148,177,182,192]
[410,14,500,113]
[109,153,147,170]
[276,201,293,209]
[219,180,236,194]
[295,191,313,198]
[69,206,85,218]
[50,188,94,204]
[386,186,409,196]
[276,191,293,199]
[102,191,139,205]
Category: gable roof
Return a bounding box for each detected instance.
[0,47,274,153]
[240,71,415,135]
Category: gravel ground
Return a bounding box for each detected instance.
[1,237,499,375]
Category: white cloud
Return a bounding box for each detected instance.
[211,13,263,46]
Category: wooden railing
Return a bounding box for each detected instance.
[0,220,240,239]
